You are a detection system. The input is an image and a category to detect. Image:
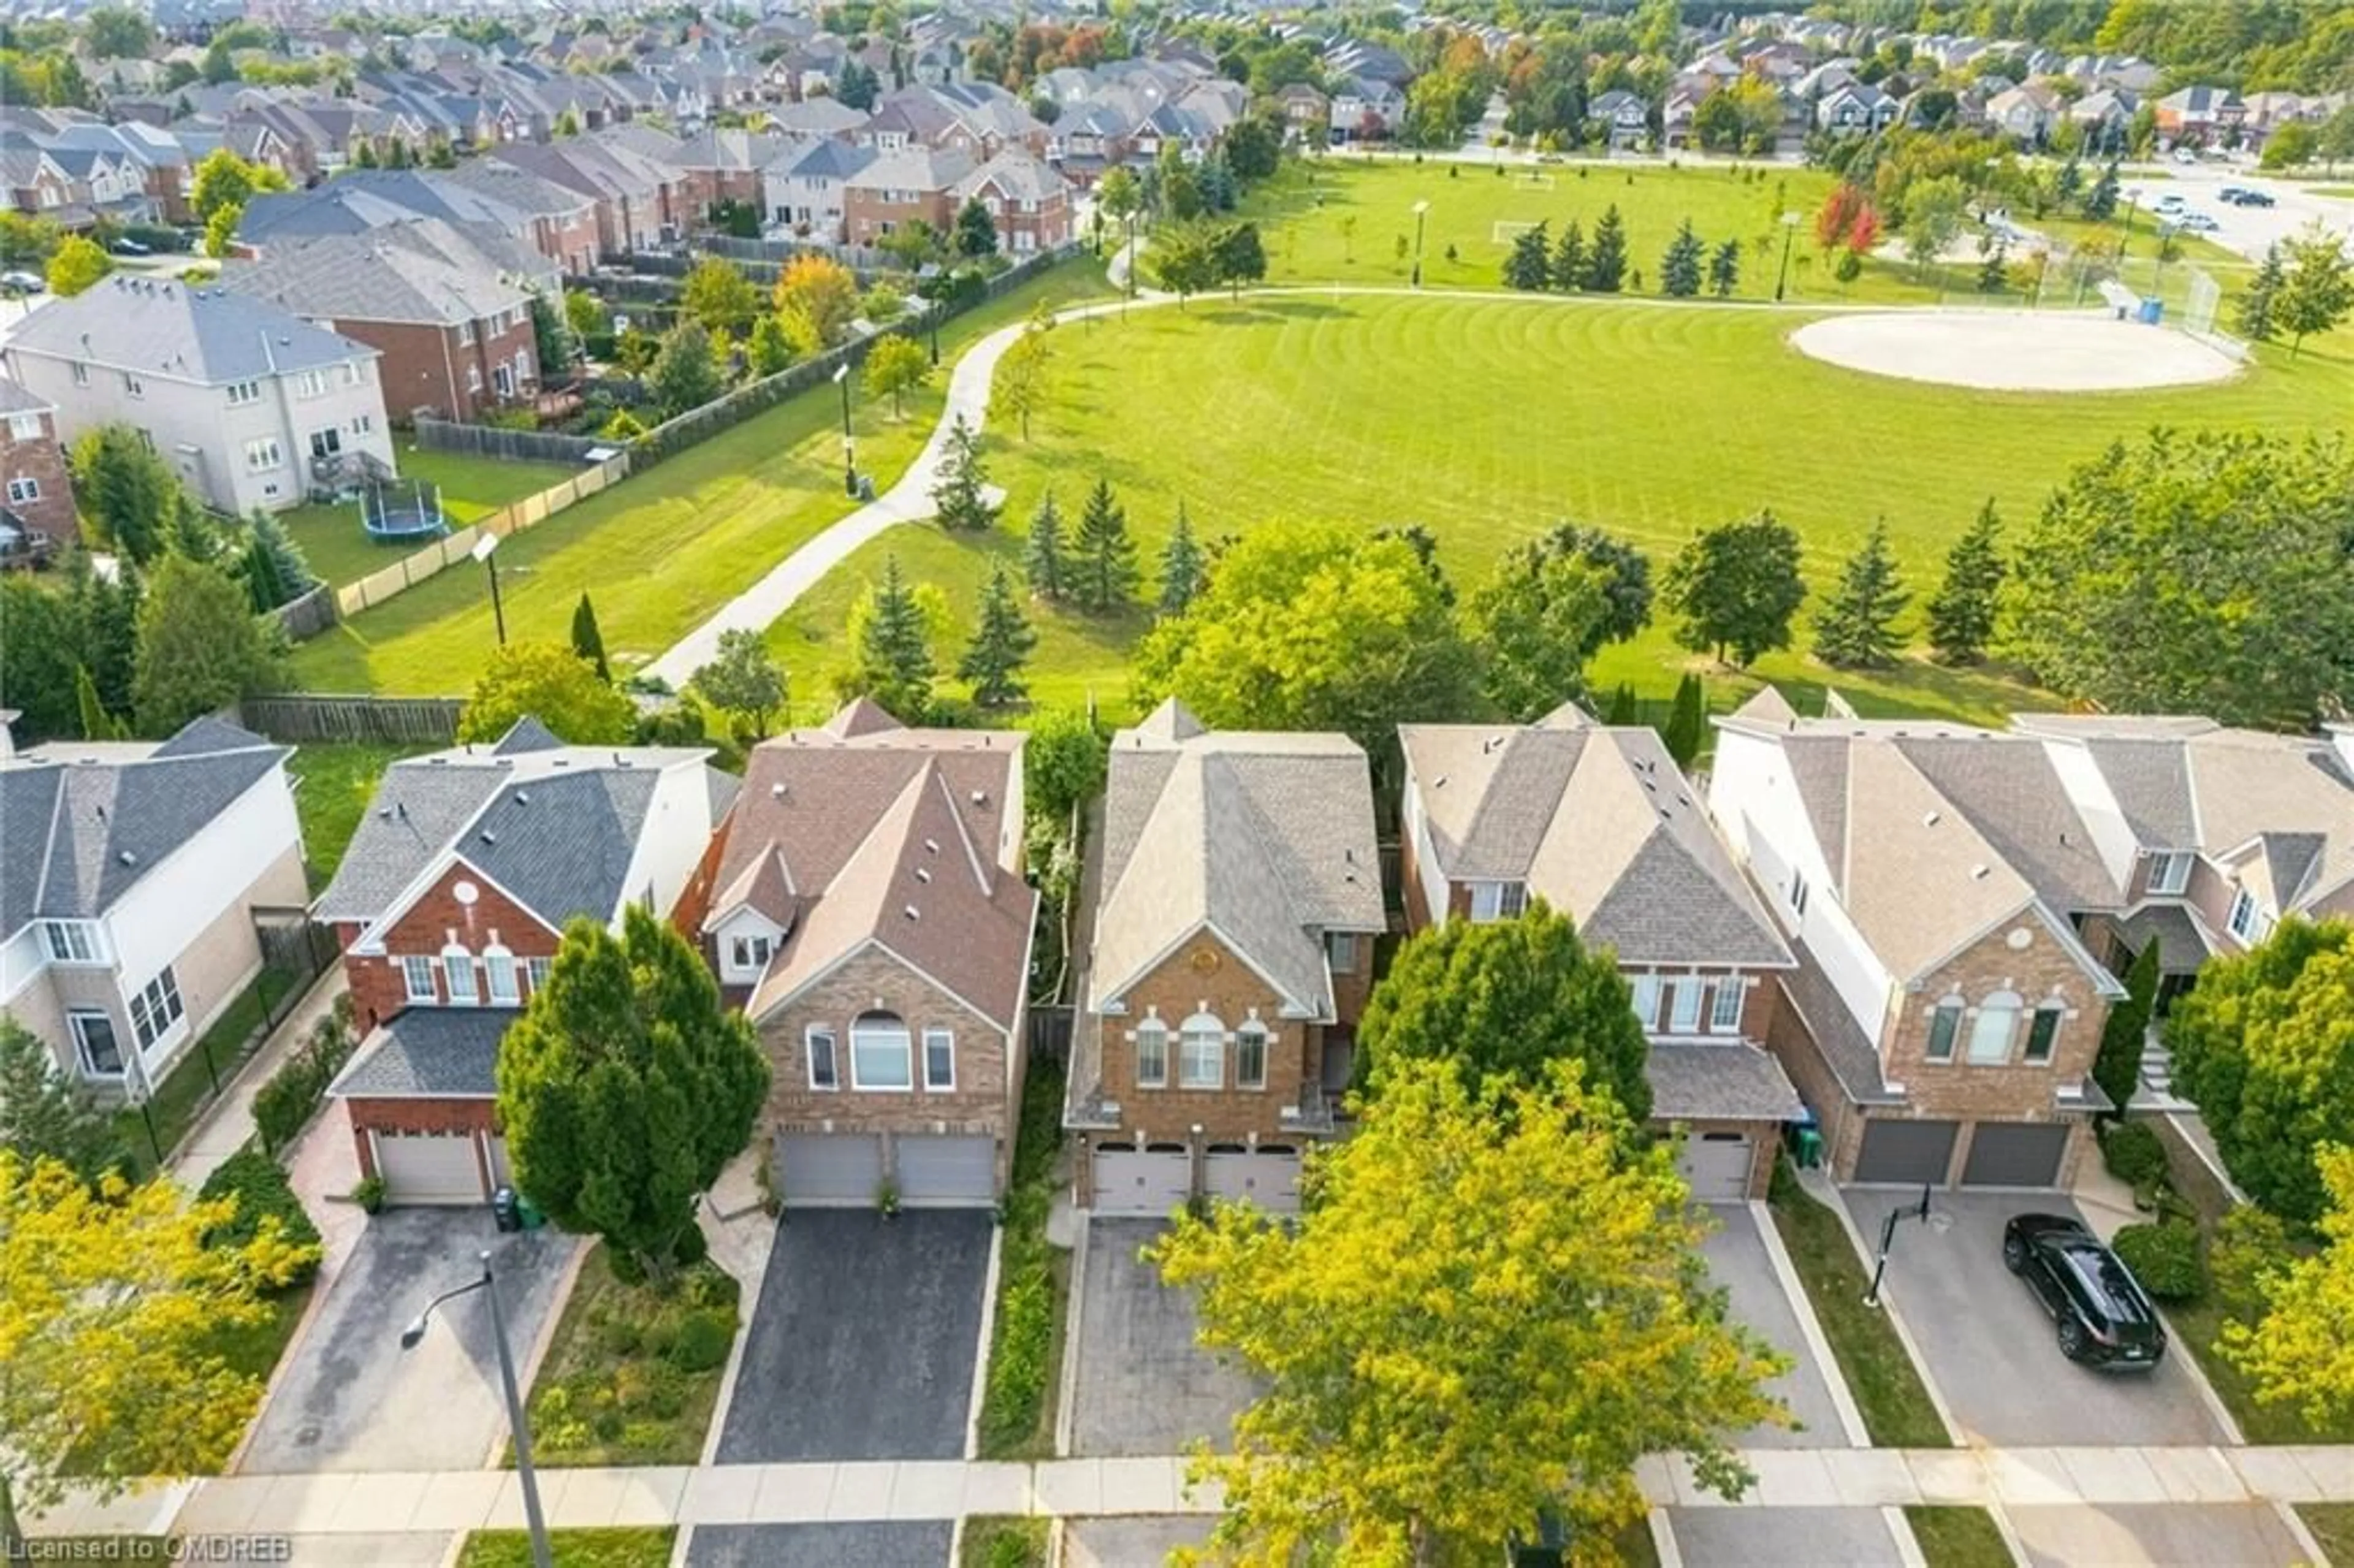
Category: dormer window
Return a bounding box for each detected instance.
[2147,851,2194,896]
[2228,888,2264,942]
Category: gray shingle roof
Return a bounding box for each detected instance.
[6,276,378,386]
[1647,1041,1805,1123]
[1892,737,2120,915]
[2118,903,2214,972]
[152,715,270,758]
[330,1007,516,1097]
[0,378,50,416]
[460,768,660,930]
[221,217,535,329]
[1778,941,1905,1107]
[312,764,506,926]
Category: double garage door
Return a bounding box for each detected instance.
[1092,1144,1303,1216]
[774,1132,996,1208]
[1852,1119,2071,1189]
[373,1129,488,1205]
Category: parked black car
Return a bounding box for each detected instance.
[2003,1213,2168,1370]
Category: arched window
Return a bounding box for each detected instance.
[441,942,478,1006]
[482,943,519,1005]
[1967,991,2021,1065]
[1236,1019,1268,1090]
[1134,1016,1168,1089]
[851,1010,912,1090]
[1925,994,1965,1062]
[1179,1011,1225,1090]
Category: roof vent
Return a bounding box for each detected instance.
[923,837,939,853]
[771,782,787,797]
[514,790,530,804]
[1923,810,1940,826]
[117,850,137,866]
[1970,864,1990,880]
[970,789,987,805]
[902,904,920,921]
[1433,774,1447,788]
[915,867,931,883]
[481,831,497,845]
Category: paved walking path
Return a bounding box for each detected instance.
[168,966,349,1190]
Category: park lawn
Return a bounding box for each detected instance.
[288,742,426,892]
[457,1529,676,1567]
[778,289,2347,723]
[289,260,1115,696]
[284,446,574,591]
[1903,1507,2013,1568]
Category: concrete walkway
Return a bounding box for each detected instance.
[169,966,349,1191]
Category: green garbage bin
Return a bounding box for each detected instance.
[1794,1127,1824,1170]
[515,1192,546,1230]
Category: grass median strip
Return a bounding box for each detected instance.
[1766,1157,1952,1448]
[959,1516,1049,1568]
[457,1528,676,1567]
[975,1056,1070,1460]
[1903,1506,2013,1568]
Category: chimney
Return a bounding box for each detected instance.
[2329,724,2354,780]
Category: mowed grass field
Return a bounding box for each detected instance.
[775,289,2354,725]
[289,261,1115,694]
[283,446,574,591]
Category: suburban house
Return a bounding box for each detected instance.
[1068,700,1385,1216]
[1272,82,1330,137]
[1590,88,1653,150]
[763,137,875,241]
[1986,82,2065,144]
[2154,85,2244,145]
[1329,77,1406,142]
[220,219,543,424]
[318,722,733,1205]
[1817,81,1901,134]
[0,378,77,551]
[1396,705,1801,1200]
[0,717,305,1092]
[693,699,1036,1209]
[2,277,393,516]
[950,150,1073,254]
[844,146,976,246]
[1708,690,2126,1189]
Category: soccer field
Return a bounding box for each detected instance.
[773,289,2353,723]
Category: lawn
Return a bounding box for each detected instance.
[287,742,425,892]
[775,287,2350,724]
[2166,1290,2354,1446]
[2301,1505,2354,1566]
[290,260,1116,696]
[456,1529,676,1567]
[520,1245,740,1467]
[959,1517,1048,1568]
[209,1279,315,1465]
[1766,1159,1952,1448]
[284,446,574,591]
[976,1059,1072,1460]
[1904,1506,2013,1568]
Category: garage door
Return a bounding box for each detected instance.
[777,1132,885,1208]
[1093,1143,1192,1216]
[1204,1144,1301,1214]
[374,1130,484,1205]
[486,1135,511,1189]
[896,1134,997,1207]
[1678,1131,1755,1204]
[1960,1121,2071,1188]
[1853,1119,1959,1186]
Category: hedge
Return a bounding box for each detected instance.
[2100,1119,2169,1189]
[198,1147,322,1288]
[2112,1221,2205,1302]
[253,996,358,1155]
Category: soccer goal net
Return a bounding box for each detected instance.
[1491,219,1542,245]
[2179,265,2250,359]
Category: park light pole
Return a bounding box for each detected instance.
[471,532,506,647]
[401,1251,550,1568]
[832,362,855,496]
[926,294,943,366]
[1410,199,1430,287]
[1774,210,1800,302]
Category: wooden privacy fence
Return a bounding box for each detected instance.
[273,582,337,641]
[238,695,463,745]
[332,453,631,620]
[412,417,612,465]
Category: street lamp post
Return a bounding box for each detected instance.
[1774,210,1800,302]
[402,1252,550,1568]
[471,533,506,647]
[1410,199,1430,288]
[832,362,855,496]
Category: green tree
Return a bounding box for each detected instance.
[954,195,999,258]
[1358,903,1652,1122]
[0,1019,124,1182]
[456,641,634,745]
[1502,219,1551,290]
[72,424,181,564]
[1663,672,1705,768]
[1583,202,1628,292]
[2236,243,2285,343]
[2093,941,2160,1119]
[1550,218,1586,292]
[1024,490,1065,601]
[2222,1143,2354,1428]
[1926,499,2005,664]
[649,319,722,416]
[83,6,155,58]
[1070,477,1138,614]
[2168,919,2354,1225]
[1708,237,1742,298]
[1148,1059,1786,1564]
[747,313,794,377]
[1604,682,1639,725]
[1660,218,1705,297]
[1024,707,1107,826]
[495,907,769,1284]
[1978,242,2009,294]
[991,325,1051,441]
[2079,159,2120,220]
[1460,544,1612,722]
[2260,120,2318,172]
[2278,221,2354,357]
[689,626,786,734]
[1135,521,1479,757]
[772,254,859,354]
[132,555,283,734]
[2001,432,2354,726]
[570,592,610,682]
[529,291,576,375]
[863,333,931,419]
[1149,218,1221,305]
[563,287,603,344]
[1902,174,1968,274]
[851,554,937,719]
[74,663,117,742]
[958,562,1037,707]
[237,529,286,613]
[680,256,759,337]
[928,413,999,531]
[1212,220,1267,298]
[44,233,110,297]
[1663,513,1807,668]
[1,577,87,740]
[1156,501,1206,615]
[246,511,316,601]
[1811,522,1910,669]
[1095,166,1142,234]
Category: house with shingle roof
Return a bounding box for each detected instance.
[318,721,733,1206]
[1396,702,1801,1200]
[0,716,303,1093]
[698,699,1037,1209]
[950,149,1073,254]
[1068,699,1385,1216]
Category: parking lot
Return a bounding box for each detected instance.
[1840,1189,2227,1447]
[1700,1205,1852,1448]
[1068,1219,1260,1457]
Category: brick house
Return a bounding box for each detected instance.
[949,150,1073,255]
[319,721,733,1205]
[0,379,77,550]
[1707,690,2125,1189]
[1068,699,1385,1215]
[1397,703,1801,1200]
[843,147,975,247]
[697,699,1035,1208]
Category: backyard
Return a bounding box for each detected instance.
[283,446,574,591]
[286,742,425,892]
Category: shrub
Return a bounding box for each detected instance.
[2101,1119,2169,1189]
[2210,1206,2295,1318]
[2112,1221,2204,1301]
[253,1005,359,1155]
[979,1269,1051,1450]
[669,1309,734,1374]
[199,1146,321,1287]
[352,1174,385,1214]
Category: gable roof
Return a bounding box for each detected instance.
[329,1006,512,1098]
[6,276,377,385]
[220,216,538,327]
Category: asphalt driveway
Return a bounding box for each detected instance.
[686,1522,951,1567]
[2008,1504,2305,1567]
[1069,1218,1260,1457]
[1065,1517,1214,1566]
[1700,1204,1848,1448]
[240,1208,576,1474]
[1666,1508,1903,1566]
[1840,1189,2227,1447]
[714,1208,992,1463]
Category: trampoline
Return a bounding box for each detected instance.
[360,478,450,544]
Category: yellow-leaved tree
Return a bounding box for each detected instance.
[2223,1144,2354,1428]
[0,1154,318,1550]
[1149,1059,1789,1567]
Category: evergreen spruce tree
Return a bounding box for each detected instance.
[1157,502,1207,615]
[958,562,1037,707]
[571,592,611,682]
[1073,477,1138,614]
[929,413,999,531]
[855,554,935,719]
[1024,490,1066,600]
[1925,499,2006,664]
[1663,673,1705,767]
[2236,243,2284,341]
[1604,682,1638,725]
[247,509,316,596]
[2080,159,2120,220]
[78,563,140,718]
[75,665,118,740]
[1583,204,1628,292]
[1550,219,1586,291]
[1661,218,1705,297]
[2093,940,2161,1114]
[1503,220,1551,291]
[1708,237,1741,297]
[1812,522,1910,669]
[239,532,288,613]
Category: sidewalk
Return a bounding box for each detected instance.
[170,966,349,1191]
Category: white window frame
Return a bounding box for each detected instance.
[1925,996,1964,1062]
[7,412,40,439]
[1179,1012,1224,1090]
[401,955,437,1004]
[2148,851,2193,896]
[1325,931,1358,974]
[923,1027,954,1090]
[2228,888,2260,941]
[244,436,284,473]
[42,920,96,963]
[466,363,483,392]
[1667,978,1704,1035]
[442,946,479,1005]
[69,1010,124,1076]
[493,360,515,398]
[526,956,551,992]
[2024,1003,2063,1065]
[226,379,260,406]
[309,426,341,460]
[1134,1017,1168,1088]
[483,947,520,1005]
[457,318,476,346]
[1629,973,1660,1031]
[807,1025,839,1090]
[1468,881,1503,922]
[1966,992,2021,1066]
[850,1013,913,1091]
[1708,979,1744,1034]
[296,368,327,398]
[128,966,184,1051]
[6,476,38,504]
[728,932,772,976]
[1235,1020,1267,1090]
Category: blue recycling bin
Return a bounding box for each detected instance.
[2138,297,2165,325]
